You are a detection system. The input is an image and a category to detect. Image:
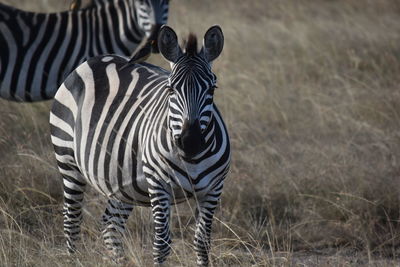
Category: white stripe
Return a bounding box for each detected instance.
[51,136,74,148]
[55,153,76,164]
[97,6,107,53]
[53,84,78,120]
[50,112,74,137]
[117,1,135,51]
[76,63,96,183]
[101,56,114,62]
[63,179,81,191]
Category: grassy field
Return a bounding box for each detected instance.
[1,0,400,266]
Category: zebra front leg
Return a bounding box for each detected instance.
[101,199,134,262]
[149,180,172,265]
[194,188,222,266]
[62,172,87,254]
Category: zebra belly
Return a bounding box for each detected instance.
[81,167,201,206]
[108,173,152,205]
[78,160,153,206]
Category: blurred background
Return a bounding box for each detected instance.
[0,0,400,266]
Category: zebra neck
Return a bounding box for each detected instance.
[189,116,217,162]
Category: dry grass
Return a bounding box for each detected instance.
[1,0,400,266]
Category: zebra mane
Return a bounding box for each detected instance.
[184,33,198,56]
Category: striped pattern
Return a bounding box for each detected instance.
[0,0,168,101]
[50,26,229,265]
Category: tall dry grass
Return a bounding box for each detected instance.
[0,0,400,266]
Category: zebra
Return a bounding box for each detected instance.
[49,24,230,265]
[0,0,169,102]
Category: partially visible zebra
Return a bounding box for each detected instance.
[49,25,230,265]
[0,0,168,101]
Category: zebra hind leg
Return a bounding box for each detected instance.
[101,199,134,262]
[60,166,87,254]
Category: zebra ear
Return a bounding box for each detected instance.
[158,25,182,63]
[202,25,224,62]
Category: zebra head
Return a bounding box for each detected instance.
[133,0,169,50]
[158,25,224,158]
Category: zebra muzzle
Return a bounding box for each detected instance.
[176,119,205,158]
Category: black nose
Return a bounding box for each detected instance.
[176,119,205,158]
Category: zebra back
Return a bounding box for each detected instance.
[0,0,168,101]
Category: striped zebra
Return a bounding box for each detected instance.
[0,0,168,102]
[49,25,230,265]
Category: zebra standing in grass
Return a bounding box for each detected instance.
[0,0,168,101]
[49,25,230,265]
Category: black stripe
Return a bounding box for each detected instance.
[53,144,75,157]
[51,100,75,130]
[88,61,111,189]
[41,13,69,99]
[50,124,73,141]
